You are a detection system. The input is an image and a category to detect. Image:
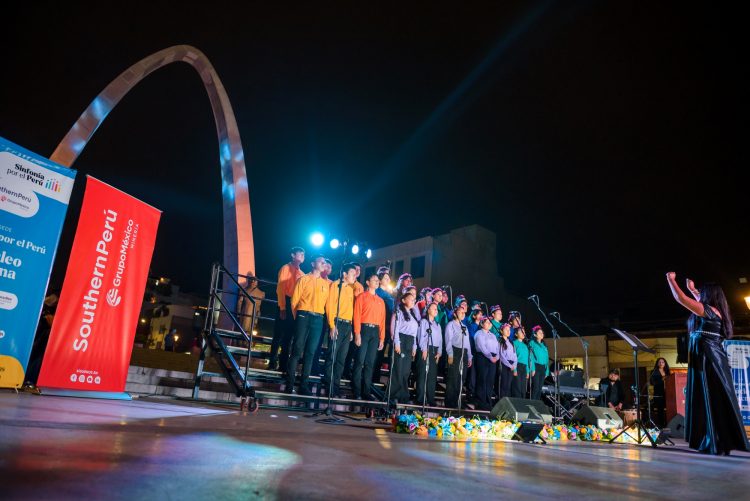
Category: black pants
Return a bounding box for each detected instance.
[343,339,358,380]
[388,334,415,403]
[322,320,352,395]
[512,363,528,398]
[499,363,513,400]
[286,311,324,390]
[445,348,469,408]
[352,326,379,399]
[416,346,439,406]
[269,296,294,371]
[475,355,497,411]
[311,319,328,378]
[530,363,546,401]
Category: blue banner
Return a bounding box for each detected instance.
[0,136,76,388]
[725,339,750,426]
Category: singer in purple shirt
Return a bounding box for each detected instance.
[474,317,500,410]
[498,323,517,399]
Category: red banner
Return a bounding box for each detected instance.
[38,177,161,392]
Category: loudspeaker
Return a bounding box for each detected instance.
[490,397,552,424]
[572,405,624,429]
[666,414,685,439]
[513,422,546,443]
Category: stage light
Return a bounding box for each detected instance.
[310,232,324,247]
[745,296,750,312]
[366,249,372,259]
[330,238,340,249]
[351,244,360,255]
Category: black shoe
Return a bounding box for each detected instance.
[364,394,378,402]
[284,387,296,395]
[353,394,362,401]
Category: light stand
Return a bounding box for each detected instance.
[551,312,590,403]
[528,295,563,422]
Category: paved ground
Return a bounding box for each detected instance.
[1,392,748,500]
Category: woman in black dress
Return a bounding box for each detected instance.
[666,272,749,455]
[649,357,670,428]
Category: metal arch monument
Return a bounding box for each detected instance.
[50,45,255,278]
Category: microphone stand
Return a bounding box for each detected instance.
[528,295,562,422]
[422,322,433,413]
[551,312,590,404]
[457,322,467,411]
[311,241,359,424]
[384,307,400,412]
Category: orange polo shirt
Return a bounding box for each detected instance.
[276,263,304,311]
[353,291,386,341]
[326,280,355,329]
[291,273,329,317]
[352,281,364,297]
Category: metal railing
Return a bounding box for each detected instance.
[192,262,277,402]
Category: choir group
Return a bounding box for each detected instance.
[267,246,556,410]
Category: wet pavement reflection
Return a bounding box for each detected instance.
[1,393,748,500]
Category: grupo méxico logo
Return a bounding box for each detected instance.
[106,288,121,307]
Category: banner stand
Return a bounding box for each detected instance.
[38,388,132,400]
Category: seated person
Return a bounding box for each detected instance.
[597,368,625,411]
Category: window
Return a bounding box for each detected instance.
[394,260,404,277]
[410,256,425,279]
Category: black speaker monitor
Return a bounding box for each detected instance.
[666,414,685,439]
[572,405,623,429]
[490,397,553,424]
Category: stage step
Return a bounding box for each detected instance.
[125,364,476,416]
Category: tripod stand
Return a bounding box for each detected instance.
[608,328,658,447]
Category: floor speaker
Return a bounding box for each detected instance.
[666,414,685,439]
[490,397,552,424]
[572,405,624,429]
[513,422,546,443]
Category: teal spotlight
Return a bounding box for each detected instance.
[310,232,325,247]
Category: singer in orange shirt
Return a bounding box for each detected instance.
[351,272,386,400]
[285,256,330,395]
[269,246,305,372]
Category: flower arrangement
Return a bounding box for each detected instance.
[393,414,660,444]
[393,414,520,440]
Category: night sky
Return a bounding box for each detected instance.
[2,2,747,325]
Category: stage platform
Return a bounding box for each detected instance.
[1,392,749,500]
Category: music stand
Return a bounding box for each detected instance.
[608,328,658,447]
